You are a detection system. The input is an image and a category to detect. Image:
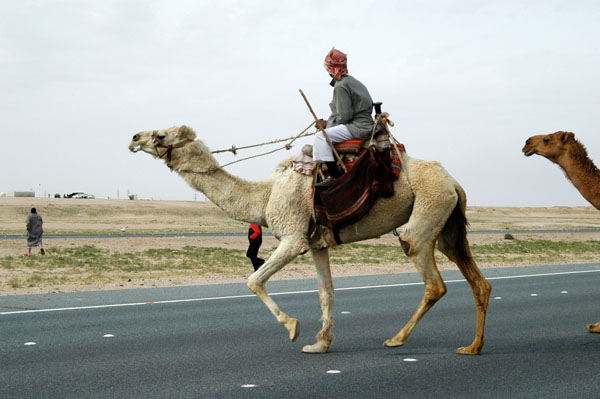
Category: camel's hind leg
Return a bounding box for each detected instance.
[384,239,447,348]
[438,206,492,355]
[302,247,335,354]
[247,236,306,342]
[384,173,458,351]
[588,321,600,333]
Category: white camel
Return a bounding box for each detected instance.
[129,125,491,354]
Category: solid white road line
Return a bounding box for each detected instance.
[1,268,599,316]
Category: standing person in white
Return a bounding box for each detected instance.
[313,48,375,178]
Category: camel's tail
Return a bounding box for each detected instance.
[439,188,471,264]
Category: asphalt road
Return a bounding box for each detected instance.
[1,263,599,398]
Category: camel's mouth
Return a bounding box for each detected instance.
[129,144,141,153]
[522,148,535,157]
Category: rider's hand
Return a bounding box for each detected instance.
[316,119,328,129]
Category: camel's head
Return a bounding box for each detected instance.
[129,125,197,158]
[522,131,575,161]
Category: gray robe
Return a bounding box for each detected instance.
[326,75,374,139]
[26,213,43,247]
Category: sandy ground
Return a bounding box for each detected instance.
[2,230,600,295]
[4,230,600,256]
[1,197,599,295]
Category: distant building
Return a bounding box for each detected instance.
[7,191,35,197]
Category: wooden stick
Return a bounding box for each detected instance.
[299,89,347,172]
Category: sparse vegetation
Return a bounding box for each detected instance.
[2,240,599,291]
[2,197,600,293]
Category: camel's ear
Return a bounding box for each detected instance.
[560,132,574,143]
[177,125,196,141]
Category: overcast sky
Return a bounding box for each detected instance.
[1,0,599,206]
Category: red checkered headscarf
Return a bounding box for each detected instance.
[324,48,348,81]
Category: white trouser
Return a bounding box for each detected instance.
[312,124,353,162]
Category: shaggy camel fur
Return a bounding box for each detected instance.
[523,130,600,333]
[129,125,492,354]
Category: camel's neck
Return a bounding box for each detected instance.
[556,144,600,210]
[180,168,271,224]
[169,143,271,224]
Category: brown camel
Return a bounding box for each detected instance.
[129,125,492,354]
[522,130,600,333]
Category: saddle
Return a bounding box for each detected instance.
[312,104,406,238]
[332,128,405,179]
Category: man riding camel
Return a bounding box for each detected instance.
[313,48,374,178]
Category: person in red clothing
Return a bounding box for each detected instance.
[246,224,265,271]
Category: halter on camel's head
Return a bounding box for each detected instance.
[152,125,197,163]
[130,125,196,160]
[129,125,222,173]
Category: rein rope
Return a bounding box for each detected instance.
[211,121,317,168]
[153,122,317,173]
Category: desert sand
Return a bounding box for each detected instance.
[1,197,599,294]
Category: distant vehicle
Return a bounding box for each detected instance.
[54,193,61,198]
[64,192,94,199]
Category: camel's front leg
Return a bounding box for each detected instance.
[247,237,306,342]
[302,247,335,354]
[588,321,600,333]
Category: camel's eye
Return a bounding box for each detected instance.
[157,135,165,140]
[543,138,550,144]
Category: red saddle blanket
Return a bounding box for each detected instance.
[314,146,398,231]
[334,140,405,178]
[390,143,405,178]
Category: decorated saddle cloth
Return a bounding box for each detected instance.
[314,146,397,231]
[332,139,405,178]
[390,142,405,178]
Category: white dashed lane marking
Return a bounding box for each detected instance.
[2,269,598,317]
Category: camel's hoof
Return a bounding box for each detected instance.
[302,340,330,354]
[383,338,405,348]
[587,322,600,334]
[456,346,480,355]
[285,318,300,342]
